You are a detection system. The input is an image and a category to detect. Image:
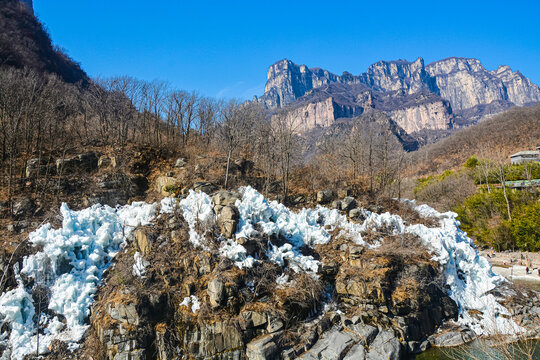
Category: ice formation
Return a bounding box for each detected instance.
[162,187,518,334]
[0,202,156,360]
[0,186,521,359]
[132,252,149,278]
[161,191,214,249]
[405,201,520,335]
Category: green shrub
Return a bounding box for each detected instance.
[455,188,540,251]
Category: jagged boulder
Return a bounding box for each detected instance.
[174,158,187,168]
[193,181,218,194]
[208,278,226,309]
[299,327,356,359]
[108,303,140,326]
[246,334,279,360]
[183,320,244,359]
[218,205,240,238]
[341,197,357,211]
[316,190,334,204]
[155,176,179,196]
[240,310,267,330]
[366,330,402,360]
[349,208,365,221]
[12,197,35,218]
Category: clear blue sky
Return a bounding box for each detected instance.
[34,0,540,100]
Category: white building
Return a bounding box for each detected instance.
[510,147,540,164]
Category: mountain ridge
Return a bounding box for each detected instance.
[256,57,540,140]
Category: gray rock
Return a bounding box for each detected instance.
[351,324,378,345]
[343,343,366,360]
[299,327,356,360]
[240,310,267,329]
[193,181,218,194]
[281,348,296,360]
[174,158,187,168]
[108,303,139,326]
[341,197,357,211]
[267,317,284,333]
[429,331,466,347]
[208,278,225,308]
[113,349,146,360]
[213,190,241,207]
[12,197,34,218]
[366,330,402,360]
[349,208,365,221]
[217,205,239,238]
[330,200,342,210]
[246,334,279,360]
[317,190,334,204]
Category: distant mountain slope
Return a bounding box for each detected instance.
[0,0,88,84]
[256,58,540,139]
[407,104,540,175]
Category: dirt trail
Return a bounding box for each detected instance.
[480,250,540,283]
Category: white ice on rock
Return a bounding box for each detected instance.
[0,187,521,359]
[0,202,156,360]
[233,186,367,273]
[231,188,520,335]
[161,190,214,249]
[132,252,149,278]
[404,201,521,335]
[179,295,200,313]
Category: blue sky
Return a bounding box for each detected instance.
[34,0,540,100]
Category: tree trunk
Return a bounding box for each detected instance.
[224,147,232,188]
[499,166,512,221]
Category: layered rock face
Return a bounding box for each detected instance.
[258,57,540,137]
[426,58,540,110]
[286,97,364,134]
[388,97,451,133]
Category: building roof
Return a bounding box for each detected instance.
[510,150,540,157]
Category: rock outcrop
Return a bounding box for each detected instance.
[426,58,540,111]
[257,57,540,137]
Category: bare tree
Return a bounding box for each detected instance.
[272,110,300,202]
[216,100,258,188]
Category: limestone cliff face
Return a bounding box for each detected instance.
[262,60,339,108]
[257,57,540,137]
[360,57,436,94]
[388,99,452,134]
[286,97,364,134]
[425,57,540,111]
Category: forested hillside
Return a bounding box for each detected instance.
[408,104,540,176]
[0,0,88,84]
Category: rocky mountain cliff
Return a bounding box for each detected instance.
[257,57,540,139]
